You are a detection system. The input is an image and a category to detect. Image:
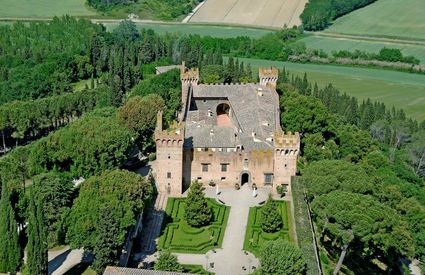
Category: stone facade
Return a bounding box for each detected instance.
[154,63,300,195]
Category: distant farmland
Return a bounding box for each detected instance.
[235,57,425,120]
[0,0,94,18]
[325,0,425,40]
[189,0,307,28]
[301,36,425,64]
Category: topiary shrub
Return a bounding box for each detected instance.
[184,181,212,228]
[261,196,283,233]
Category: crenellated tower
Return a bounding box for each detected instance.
[273,131,300,193]
[259,67,278,89]
[180,62,199,121]
[154,111,184,195]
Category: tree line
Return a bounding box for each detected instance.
[300,0,378,30]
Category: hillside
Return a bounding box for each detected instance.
[325,0,425,40]
[189,0,307,28]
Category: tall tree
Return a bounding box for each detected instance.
[259,239,306,275]
[0,181,21,273]
[261,196,282,233]
[27,187,48,275]
[184,181,212,227]
[154,250,184,272]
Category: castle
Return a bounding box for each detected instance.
[154,63,300,195]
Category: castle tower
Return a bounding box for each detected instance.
[154,111,184,195]
[259,67,278,89]
[273,131,300,193]
[180,62,199,120]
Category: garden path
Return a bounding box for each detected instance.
[175,184,272,275]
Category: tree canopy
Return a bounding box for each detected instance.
[184,181,212,228]
[259,239,306,275]
[66,169,152,271]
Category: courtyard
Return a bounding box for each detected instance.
[157,184,295,275]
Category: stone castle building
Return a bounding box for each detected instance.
[154,63,300,195]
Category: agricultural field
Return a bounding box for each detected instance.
[301,35,425,64]
[189,0,307,28]
[325,0,425,40]
[0,0,95,18]
[236,57,425,121]
[104,22,273,38]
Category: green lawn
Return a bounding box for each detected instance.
[243,201,292,257]
[182,264,214,274]
[235,57,425,121]
[104,22,274,38]
[301,35,425,64]
[0,0,95,18]
[324,0,425,40]
[158,197,230,253]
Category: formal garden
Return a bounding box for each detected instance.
[243,198,293,257]
[158,196,230,253]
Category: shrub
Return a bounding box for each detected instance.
[184,181,212,227]
[261,196,283,233]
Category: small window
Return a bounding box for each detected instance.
[167,172,171,179]
[168,155,171,159]
[197,177,202,181]
[221,163,228,172]
[221,177,226,181]
[264,173,273,185]
[202,164,209,172]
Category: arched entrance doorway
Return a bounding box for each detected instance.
[240,172,250,186]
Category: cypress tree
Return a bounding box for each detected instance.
[184,181,212,227]
[27,188,48,275]
[0,181,21,273]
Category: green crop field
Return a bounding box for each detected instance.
[325,0,425,40]
[235,57,425,121]
[104,22,274,38]
[301,36,425,64]
[0,0,95,18]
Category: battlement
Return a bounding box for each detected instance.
[259,67,278,89]
[180,62,199,84]
[273,131,300,148]
[155,111,184,146]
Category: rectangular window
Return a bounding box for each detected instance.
[221,177,226,181]
[264,173,273,184]
[221,163,228,172]
[202,164,209,172]
[167,172,171,179]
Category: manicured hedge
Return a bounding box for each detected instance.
[159,197,230,253]
[243,201,291,256]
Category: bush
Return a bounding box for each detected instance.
[184,181,212,227]
[261,196,283,233]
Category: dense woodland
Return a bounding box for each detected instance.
[300,0,378,30]
[0,17,424,274]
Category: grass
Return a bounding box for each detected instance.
[158,197,230,253]
[0,0,95,18]
[243,200,292,257]
[64,263,97,275]
[104,22,274,38]
[324,0,425,40]
[182,264,214,274]
[234,57,425,121]
[301,35,425,64]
